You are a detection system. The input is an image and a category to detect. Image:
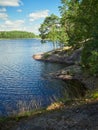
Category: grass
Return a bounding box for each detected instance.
[0,108,46,123]
[0,91,98,130]
[0,90,97,121]
[88,89,98,99]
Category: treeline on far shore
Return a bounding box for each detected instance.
[0,31,38,39]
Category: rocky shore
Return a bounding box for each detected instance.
[1,100,98,130]
[33,47,98,90]
[0,47,98,130]
[33,47,82,65]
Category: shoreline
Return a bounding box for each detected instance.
[0,37,39,40]
[0,96,98,130]
[33,47,97,90]
[0,47,98,130]
[33,47,76,65]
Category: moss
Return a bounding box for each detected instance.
[43,53,50,59]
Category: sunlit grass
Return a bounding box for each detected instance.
[91,90,98,99]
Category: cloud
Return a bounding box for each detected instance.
[5,19,24,24]
[23,24,40,34]
[5,20,24,27]
[0,20,25,31]
[0,8,8,20]
[0,8,6,12]
[29,10,49,22]
[0,12,8,20]
[0,19,40,34]
[0,0,22,7]
[17,9,22,12]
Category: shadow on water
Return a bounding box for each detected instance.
[0,79,88,117]
[62,79,88,100]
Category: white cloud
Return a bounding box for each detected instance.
[17,9,22,12]
[0,20,25,31]
[0,8,8,20]
[23,24,40,34]
[0,0,22,7]
[0,12,8,20]
[0,8,6,12]
[6,19,24,24]
[5,20,24,27]
[0,19,40,34]
[29,10,49,22]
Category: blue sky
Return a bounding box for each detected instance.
[0,0,61,34]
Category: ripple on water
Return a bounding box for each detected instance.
[0,39,66,116]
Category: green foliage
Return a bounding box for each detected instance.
[87,89,98,99]
[39,0,98,75]
[60,0,98,75]
[59,0,98,46]
[0,31,36,39]
[91,91,98,99]
[57,27,69,46]
[39,14,60,42]
[82,40,98,76]
[59,0,81,47]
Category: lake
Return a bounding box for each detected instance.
[0,39,66,116]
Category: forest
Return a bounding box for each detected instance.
[0,31,36,39]
[39,0,98,76]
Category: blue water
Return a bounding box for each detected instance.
[0,39,66,116]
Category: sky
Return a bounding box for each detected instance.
[0,0,61,34]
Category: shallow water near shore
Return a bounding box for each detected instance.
[0,39,67,116]
[0,39,86,117]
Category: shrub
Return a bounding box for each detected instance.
[82,39,98,76]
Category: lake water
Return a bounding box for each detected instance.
[0,39,67,116]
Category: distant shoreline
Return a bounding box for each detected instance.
[0,38,40,40]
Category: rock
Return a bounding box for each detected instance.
[50,64,97,89]
[47,102,65,111]
[33,54,43,60]
[33,47,83,65]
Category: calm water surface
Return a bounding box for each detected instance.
[0,39,66,116]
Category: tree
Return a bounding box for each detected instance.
[59,0,98,75]
[59,0,81,48]
[0,31,36,39]
[39,14,60,49]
